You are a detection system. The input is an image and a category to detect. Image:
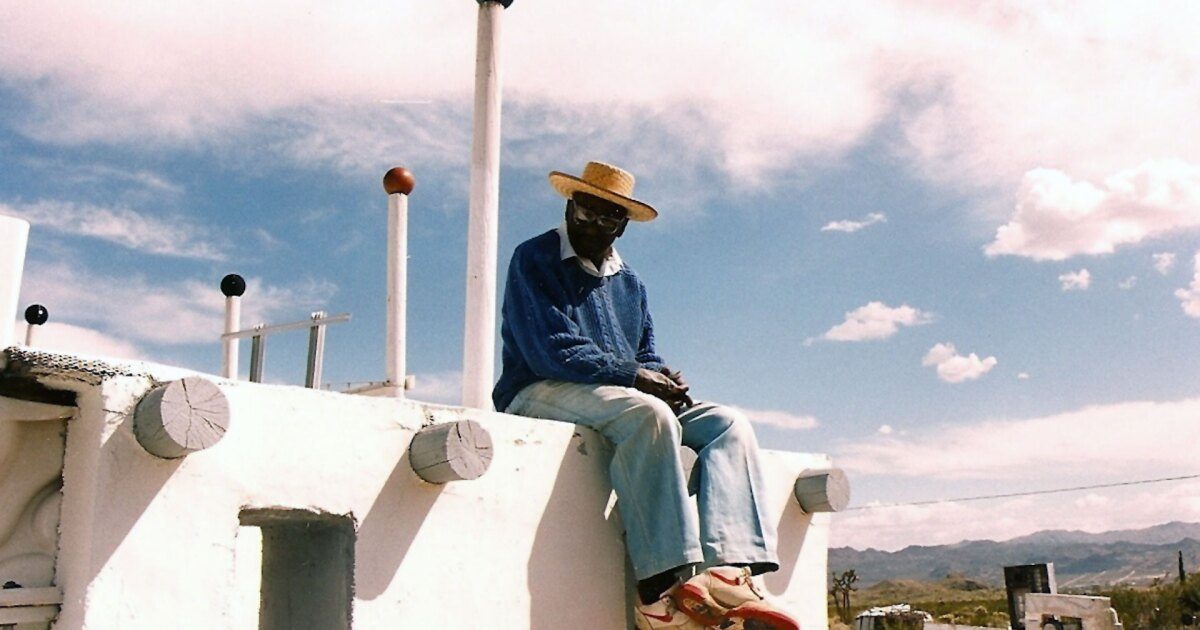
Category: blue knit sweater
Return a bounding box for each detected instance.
[492,229,666,412]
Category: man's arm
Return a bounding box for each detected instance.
[635,290,668,372]
[504,248,641,386]
[633,279,693,409]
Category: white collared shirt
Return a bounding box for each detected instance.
[556,222,623,278]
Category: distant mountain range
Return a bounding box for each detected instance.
[831,521,1200,588]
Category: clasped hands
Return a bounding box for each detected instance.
[634,366,694,412]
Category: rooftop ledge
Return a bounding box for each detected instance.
[0,345,843,629]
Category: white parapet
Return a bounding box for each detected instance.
[0,214,30,350]
[1,351,834,630]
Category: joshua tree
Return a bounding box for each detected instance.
[831,569,859,624]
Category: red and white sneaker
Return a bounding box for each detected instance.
[634,587,708,630]
[673,566,799,630]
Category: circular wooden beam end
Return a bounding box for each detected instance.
[408,419,493,484]
[134,377,230,459]
[383,167,416,196]
[793,467,850,514]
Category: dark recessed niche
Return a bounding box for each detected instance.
[240,510,356,630]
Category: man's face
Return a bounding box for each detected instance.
[565,193,629,260]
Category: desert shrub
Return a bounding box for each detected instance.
[1100,573,1200,629]
[915,595,1009,626]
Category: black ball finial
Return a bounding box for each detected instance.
[24,304,48,326]
[220,274,247,297]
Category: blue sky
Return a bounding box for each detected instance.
[4,1,1200,550]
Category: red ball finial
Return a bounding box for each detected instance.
[383,167,416,195]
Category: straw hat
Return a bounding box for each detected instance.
[548,161,658,222]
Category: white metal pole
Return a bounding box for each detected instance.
[220,274,246,379]
[223,296,241,378]
[383,166,414,397]
[0,215,30,350]
[462,0,508,410]
[305,311,328,389]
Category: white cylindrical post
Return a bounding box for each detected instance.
[462,0,509,410]
[223,297,241,377]
[383,167,415,397]
[0,215,30,350]
[221,274,246,379]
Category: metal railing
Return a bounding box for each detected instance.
[221,311,350,387]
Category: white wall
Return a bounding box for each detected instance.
[37,373,832,629]
[0,215,29,349]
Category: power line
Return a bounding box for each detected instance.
[845,473,1200,511]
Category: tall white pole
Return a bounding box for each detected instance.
[223,297,241,377]
[220,274,246,379]
[0,215,30,351]
[462,0,510,410]
[384,167,415,397]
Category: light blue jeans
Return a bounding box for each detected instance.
[506,380,779,580]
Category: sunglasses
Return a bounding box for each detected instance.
[571,199,628,233]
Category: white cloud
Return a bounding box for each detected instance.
[18,263,335,346]
[895,5,1200,188]
[814,302,933,343]
[833,498,1034,550]
[921,342,997,384]
[18,158,183,196]
[1174,252,1200,318]
[1073,493,1111,510]
[4,3,1200,191]
[877,424,893,435]
[10,320,147,361]
[263,102,473,175]
[1,200,224,260]
[831,479,1200,550]
[1118,276,1137,290]
[1155,252,1178,275]
[838,396,1200,480]
[1017,372,1030,380]
[986,161,1200,261]
[730,407,819,431]
[408,371,463,405]
[1058,269,1091,291]
[821,213,887,233]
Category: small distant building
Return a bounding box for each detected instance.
[1006,562,1057,629]
[854,603,1002,630]
[1022,593,1123,630]
[1004,562,1123,630]
[855,603,932,630]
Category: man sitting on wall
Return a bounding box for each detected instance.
[493,161,799,630]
